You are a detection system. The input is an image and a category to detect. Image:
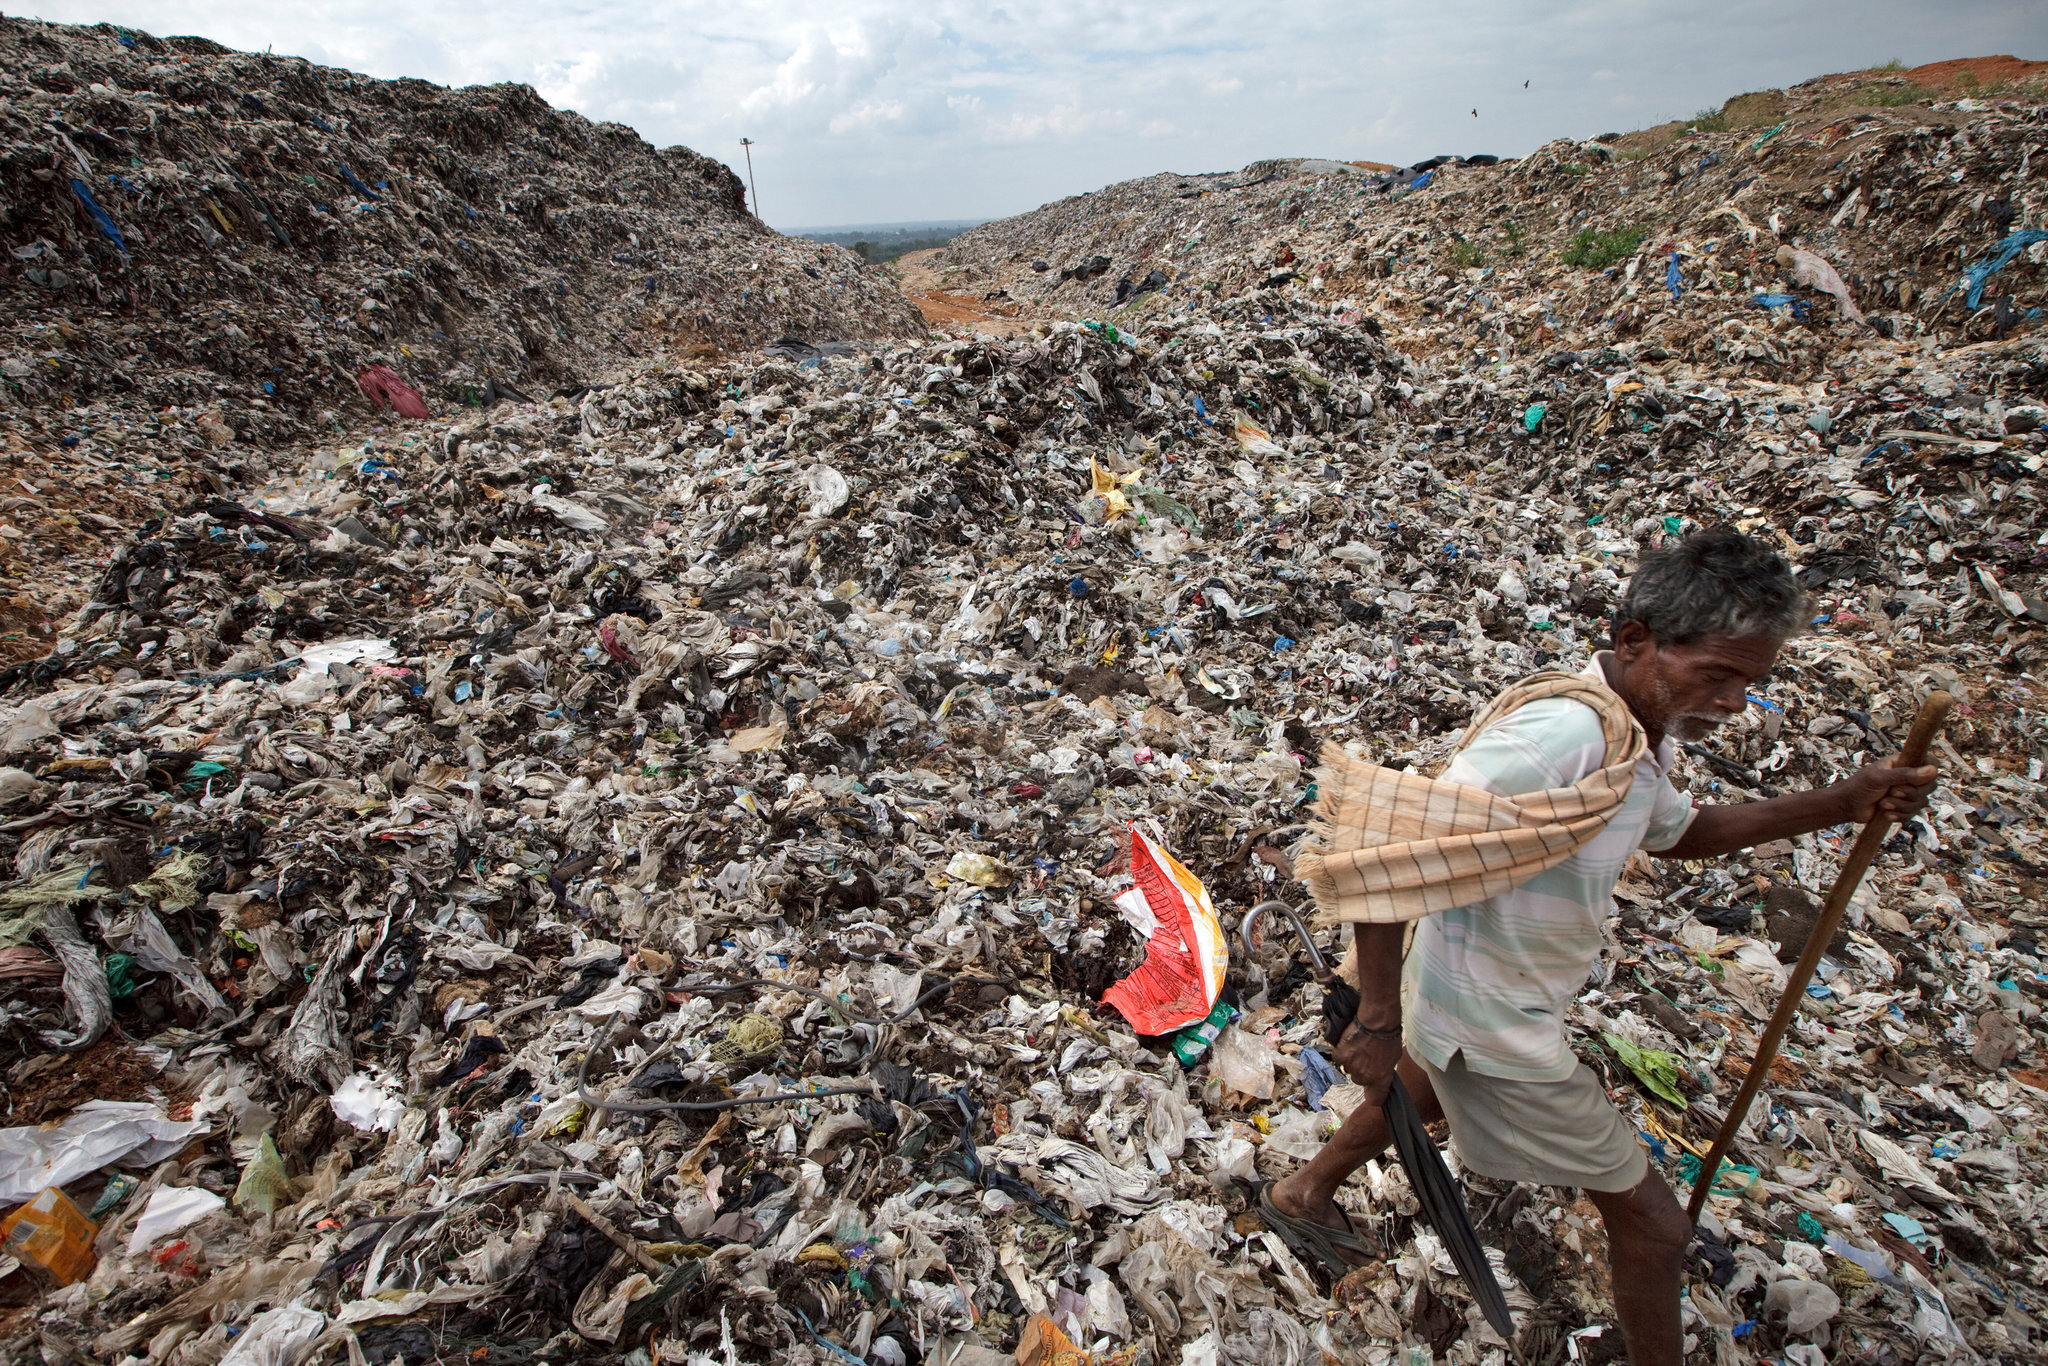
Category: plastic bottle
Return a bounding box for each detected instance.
[1171,999,1239,1066]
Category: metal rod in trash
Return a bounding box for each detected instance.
[1685,690,1951,1223]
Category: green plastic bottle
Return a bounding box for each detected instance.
[1170,999,1239,1067]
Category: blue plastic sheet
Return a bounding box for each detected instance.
[1828,1234,1898,1283]
[69,179,126,254]
[1883,1211,1928,1244]
[1957,229,2048,309]
[1749,292,1810,319]
[1665,255,1684,300]
[338,164,384,201]
[1299,1046,1341,1110]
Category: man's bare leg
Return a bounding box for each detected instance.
[1586,1167,1691,1366]
[1268,1051,1442,1232]
[1269,921,1431,1234]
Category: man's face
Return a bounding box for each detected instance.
[1610,623,1784,743]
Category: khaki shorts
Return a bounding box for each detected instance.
[1335,939,1648,1193]
[1412,1048,1649,1194]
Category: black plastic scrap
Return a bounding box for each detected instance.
[430,1032,508,1087]
[943,1087,1071,1229]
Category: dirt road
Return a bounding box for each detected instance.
[892,249,1039,336]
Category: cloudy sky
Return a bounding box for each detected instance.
[30,1,2045,229]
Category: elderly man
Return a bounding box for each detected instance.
[1264,528,1936,1366]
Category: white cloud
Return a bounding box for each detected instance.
[26,0,2047,226]
[985,100,1127,145]
[830,98,908,134]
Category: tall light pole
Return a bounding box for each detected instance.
[739,138,759,220]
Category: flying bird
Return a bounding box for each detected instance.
[1524,80,1530,88]
[1471,108,1478,117]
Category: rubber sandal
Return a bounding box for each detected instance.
[1252,1180,1380,1277]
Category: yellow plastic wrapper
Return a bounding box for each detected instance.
[2,1186,97,1285]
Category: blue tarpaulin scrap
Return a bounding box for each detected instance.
[338,164,383,201]
[1750,292,1810,319]
[1299,1046,1341,1110]
[69,179,125,254]
[1665,254,1685,300]
[1952,229,2048,310]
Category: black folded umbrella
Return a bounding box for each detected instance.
[1243,900,1515,1337]
[1383,1072,1515,1337]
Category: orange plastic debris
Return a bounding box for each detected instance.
[1101,825,1229,1035]
[1014,1313,1086,1366]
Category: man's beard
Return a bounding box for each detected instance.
[1645,676,1729,741]
[1666,712,1726,742]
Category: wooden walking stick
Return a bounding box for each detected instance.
[1685,690,1952,1223]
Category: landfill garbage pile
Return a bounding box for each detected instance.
[0,31,2045,1366]
[938,60,2048,367]
[1,271,2043,1364]
[0,17,921,652]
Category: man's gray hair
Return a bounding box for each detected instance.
[1615,528,1806,646]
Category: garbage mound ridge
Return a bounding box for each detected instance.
[0,16,921,646]
[937,59,2048,367]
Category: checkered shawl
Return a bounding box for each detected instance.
[1297,671,1646,924]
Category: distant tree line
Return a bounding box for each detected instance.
[847,233,962,264]
[798,223,984,265]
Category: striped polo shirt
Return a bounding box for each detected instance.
[1402,653,1697,1082]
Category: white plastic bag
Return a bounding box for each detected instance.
[329,1073,404,1132]
[298,637,397,674]
[1261,1107,1330,1162]
[0,1101,204,1204]
[218,1304,326,1366]
[1763,1277,1841,1340]
[1210,1025,1277,1100]
[126,1185,228,1255]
